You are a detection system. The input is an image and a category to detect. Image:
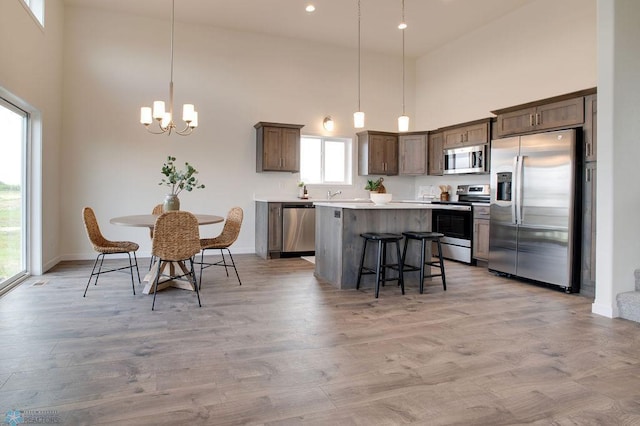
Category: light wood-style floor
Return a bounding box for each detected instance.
[1,254,640,425]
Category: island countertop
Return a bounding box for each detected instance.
[313,201,472,211]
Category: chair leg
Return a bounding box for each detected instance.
[356,239,368,290]
[132,252,141,284]
[395,240,404,295]
[419,239,427,294]
[374,240,383,299]
[127,252,136,295]
[94,254,106,287]
[225,248,242,285]
[381,242,387,286]
[199,249,206,288]
[83,254,102,297]
[219,249,230,277]
[436,239,447,291]
[152,258,162,310]
[190,257,202,307]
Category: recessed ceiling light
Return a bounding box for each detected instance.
[398,22,407,30]
[305,4,316,13]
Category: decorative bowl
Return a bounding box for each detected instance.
[370,193,393,205]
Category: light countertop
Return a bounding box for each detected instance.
[313,201,471,211]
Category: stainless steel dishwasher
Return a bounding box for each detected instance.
[282,203,315,254]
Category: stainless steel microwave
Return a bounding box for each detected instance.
[443,145,486,174]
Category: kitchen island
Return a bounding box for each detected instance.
[313,201,467,290]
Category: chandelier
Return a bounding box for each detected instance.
[398,0,409,132]
[140,0,197,136]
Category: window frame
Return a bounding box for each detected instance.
[299,135,353,186]
[20,0,45,28]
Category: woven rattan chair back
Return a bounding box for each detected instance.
[152,211,201,261]
[149,204,164,239]
[82,207,140,296]
[150,211,202,310]
[83,206,111,250]
[198,207,244,286]
[215,207,243,248]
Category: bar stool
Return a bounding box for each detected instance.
[401,231,446,294]
[356,232,404,298]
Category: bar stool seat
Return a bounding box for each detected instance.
[401,231,446,294]
[357,232,405,298]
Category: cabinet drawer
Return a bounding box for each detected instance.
[473,205,490,219]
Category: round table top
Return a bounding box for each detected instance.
[110,213,224,228]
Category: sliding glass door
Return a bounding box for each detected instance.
[0,98,28,290]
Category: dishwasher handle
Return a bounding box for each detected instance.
[282,204,315,209]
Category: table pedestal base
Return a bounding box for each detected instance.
[142,261,197,294]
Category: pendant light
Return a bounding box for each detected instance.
[140,0,197,136]
[353,0,365,129]
[398,0,409,132]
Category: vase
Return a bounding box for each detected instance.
[163,194,180,212]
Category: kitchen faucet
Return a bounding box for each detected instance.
[327,190,342,199]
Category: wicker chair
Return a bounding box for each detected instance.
[82,207,141,297]
[197,207,243,286]
[151,211,202,310]
[148,204,164,269]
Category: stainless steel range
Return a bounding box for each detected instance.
[430,184,490,264]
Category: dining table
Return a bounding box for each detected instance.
[110,213,224,294]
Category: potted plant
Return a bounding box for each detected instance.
[364,177,386,193]
[365,177,392,204]
[159,156,205,211]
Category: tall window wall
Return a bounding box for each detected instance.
[0,98,28,291]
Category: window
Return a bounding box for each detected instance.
[300,136,352,185]
[0,97,28,291]
[21,0,45,27]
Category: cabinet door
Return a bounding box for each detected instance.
[443,128,466,148]
[384,135,399,175]
[464,122,490,146]
[367,134,387,174]
[584,94,597,162]
[280,127,300,172]
[496,107,537,137]
[444,122,490,148]
[262,127,283,171]
[399,134,427,175]
[535,97,584,132]
[367,134,398,175]
[581,162,596,298]
[473,219,490,261]
[428,132,444,176]
[268,203,282,251]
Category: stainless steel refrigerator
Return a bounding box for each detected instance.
[488,129,578,292]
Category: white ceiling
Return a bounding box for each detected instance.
[63,0,538,57]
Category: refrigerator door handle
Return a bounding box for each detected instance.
[515,155,525,224]
[511,156,518,224]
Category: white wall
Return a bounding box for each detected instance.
[414,0,597,130]
[593,0,640,317]
[0,0,64,273]
[60,6,416,260]
[413,0,596,193]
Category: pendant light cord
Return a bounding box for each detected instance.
[402,28,405,115]
[357,0,361,111]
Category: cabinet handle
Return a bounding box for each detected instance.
[536,113,541,126]
[529,114,534,127]
[586,168,591,182]
[586,141,591,157]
